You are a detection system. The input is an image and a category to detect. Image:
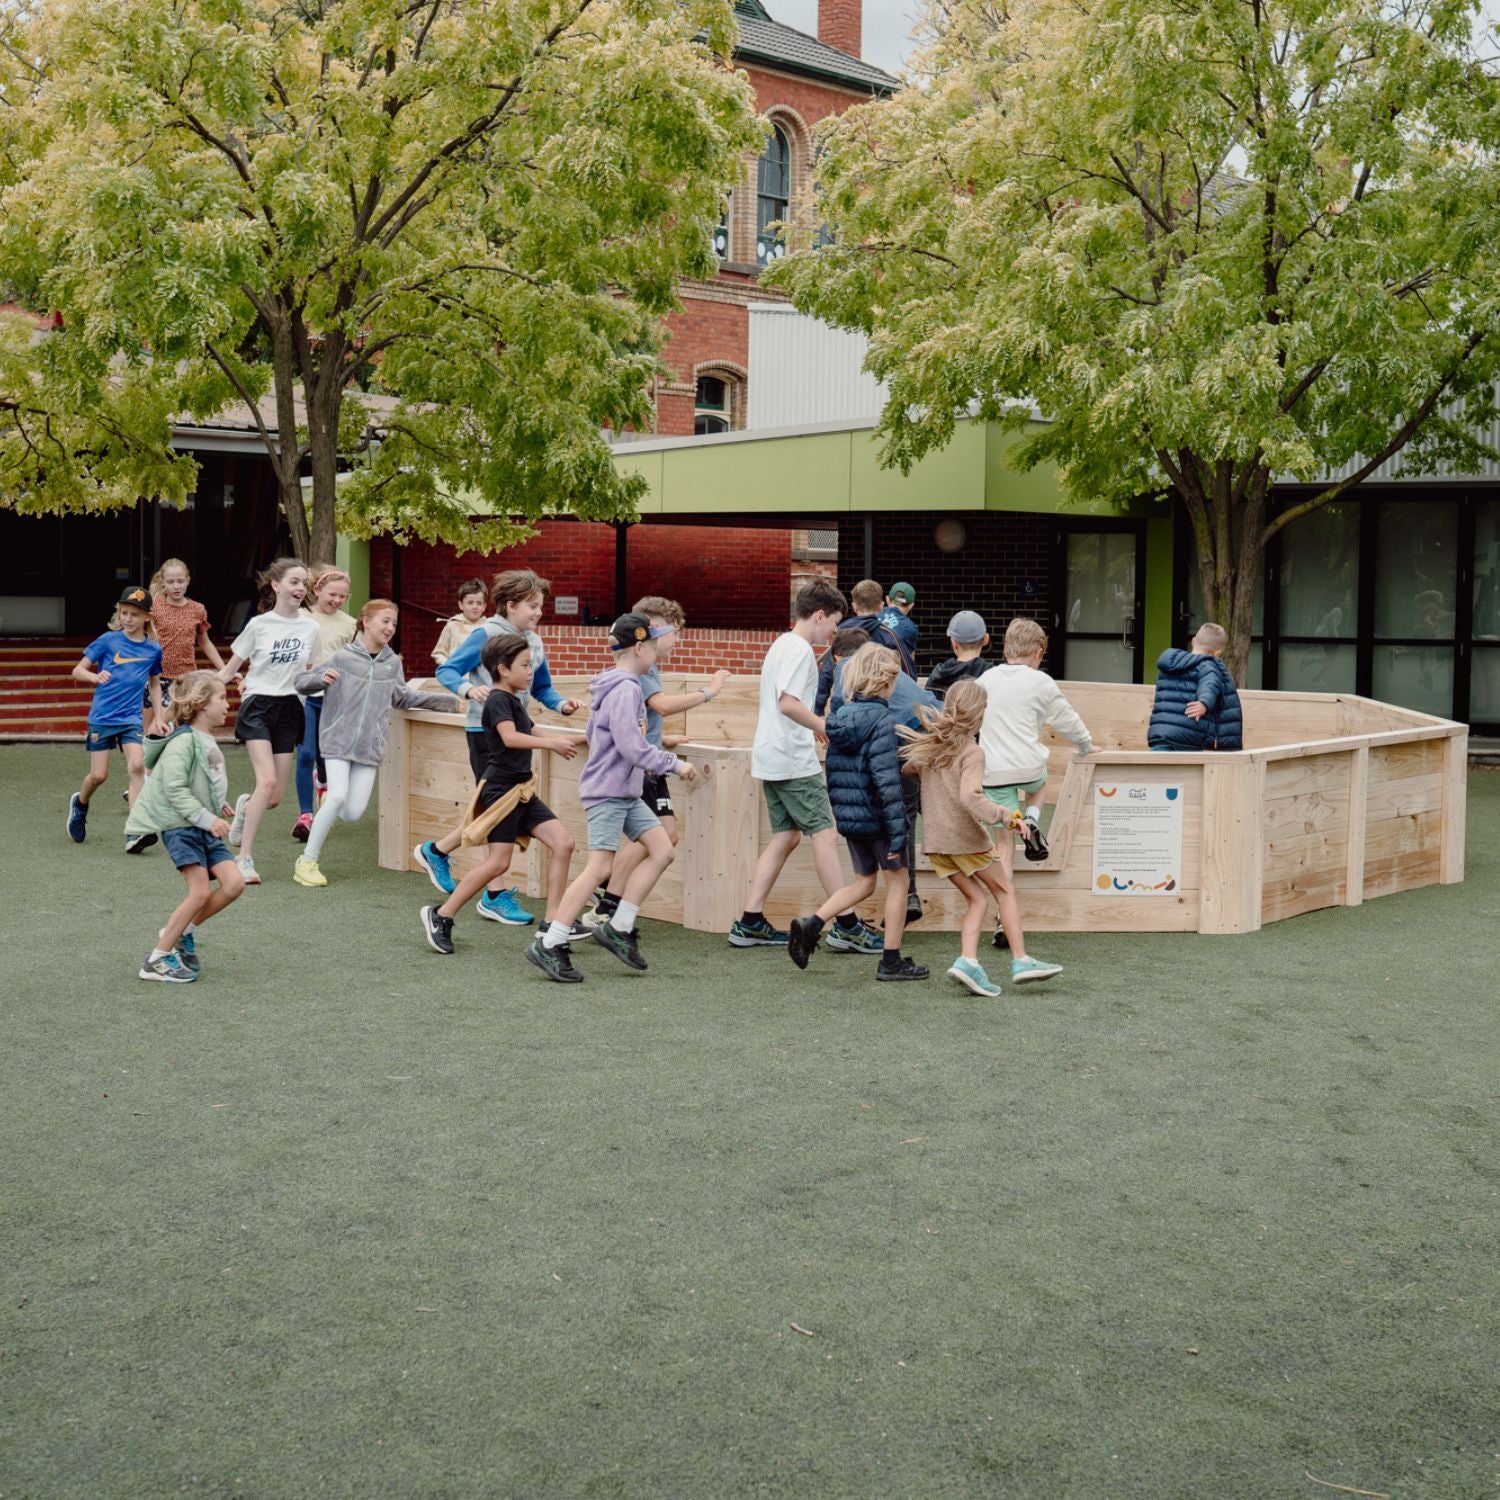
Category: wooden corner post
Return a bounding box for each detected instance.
[1199,760,1265,934]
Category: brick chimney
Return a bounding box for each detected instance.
[817,0,861,57]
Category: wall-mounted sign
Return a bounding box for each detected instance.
[1092,784,1183,896]
[554,596,579,616]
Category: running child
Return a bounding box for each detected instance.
[731,579,882,954]
[67,584,167,850]
[419,569,583,925]
[978,617,1093,949]
[898,679,1057,995]
[217,558,321,885]
[148,559,226,724]
[815,579,910,713]
[420,633,579,954]
[785,643,926,981]
[587,595,729,928]
[292,600,460,888]
[293,566,357,842]
[124,670,245,982]
[925,611,996,697]
[524,613,699,984]
[431,578,489,666]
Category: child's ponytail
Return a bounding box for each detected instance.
[898,677,987,771]
[256,556,307,613]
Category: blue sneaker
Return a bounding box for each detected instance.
[413,841,455,895]
[727,916,789,947]
[139,951,195,983]
[825,919,882,954]
[1011,955,1063,985]
[477,887,534,925]
[947,957,1002,996]
[67,793,88,844]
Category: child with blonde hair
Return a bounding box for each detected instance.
[899,679,1057,995]
[292,600,460,888]
[293,565,358,841]
[124,670,244,982]
[786,643,925,981]
[148,559,225,720]
[1148,622,1243,752]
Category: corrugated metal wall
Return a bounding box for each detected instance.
[746,304,886,429]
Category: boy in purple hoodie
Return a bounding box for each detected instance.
[525,613,700,983]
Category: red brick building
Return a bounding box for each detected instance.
[372,0,897,643]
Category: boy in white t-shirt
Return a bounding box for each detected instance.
[729,580,879,953]
[977,617,1094,973]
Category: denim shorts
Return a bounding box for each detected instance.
[585,795,661,851]
[85,722,143,752]
[161,825,236,871]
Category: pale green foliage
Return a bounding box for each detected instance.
[771,0,1500,674]
[3,0,760,557]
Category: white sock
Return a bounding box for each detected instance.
[1025,805,1041,822]
[542,920,572,950]
[148,947,170,963]
[610,901,640,935]
[184,922,195,936]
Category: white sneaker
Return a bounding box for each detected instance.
[228,793,250,846]
[237,855,261,886]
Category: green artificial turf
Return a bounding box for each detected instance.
[2,744,1497,1498]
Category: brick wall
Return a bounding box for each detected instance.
[539,626,780,676]
[371,520,803,650]
[658,296,750,437]
[837,513,1058,675]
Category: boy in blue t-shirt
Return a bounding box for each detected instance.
[67,585,167,850]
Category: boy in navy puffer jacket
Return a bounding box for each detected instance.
[786,644,928,982]
[1149,623,1243,751]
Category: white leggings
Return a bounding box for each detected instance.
[304,759,377,861]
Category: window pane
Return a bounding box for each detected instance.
[1279,642,1356,693]
[1280,503,1358,637]
[1471,646,1500,721]
[1066,532,1135,634]
[757,126,789,199]
[1372,644,1454,716]
[1475,500,1500,641]
[1374,500,1456,640]
[695,376,725,411]
[1063,637,1134,683]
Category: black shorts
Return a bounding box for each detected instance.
[642,773,675,820]
[480,783,558,845]
[235,694,304,754]
[467,731,487,780]
[846,835,905,877]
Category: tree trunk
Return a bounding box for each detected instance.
[306,395,340,569]
[1184,458,1269,688]
[267,309,311,559]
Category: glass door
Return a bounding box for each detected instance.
[1469,497,1500,730]
[1371,498,1459,717]
[1056,525,1144,681]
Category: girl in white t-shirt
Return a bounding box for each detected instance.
[217,558,321,884]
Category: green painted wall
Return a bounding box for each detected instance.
[1142,515,1175,677]
[336,535,371,608]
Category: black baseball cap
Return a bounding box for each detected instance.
[117,585,151,610]
[608,612,671,651]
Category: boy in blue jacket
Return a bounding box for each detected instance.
[1148,623,1244,752]
[787,644,928,982]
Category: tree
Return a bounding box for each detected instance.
[770,0,1500,682]
[2,0,760,562]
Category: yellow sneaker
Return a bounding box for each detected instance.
[293,857,327,888]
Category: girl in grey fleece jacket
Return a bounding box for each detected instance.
[290,601,459,886]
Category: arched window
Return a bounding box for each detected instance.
[694,375,732,435]
[756,124,791,266]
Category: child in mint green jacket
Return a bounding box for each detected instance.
[125,671,245,983]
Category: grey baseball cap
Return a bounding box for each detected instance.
[947,610,988,644]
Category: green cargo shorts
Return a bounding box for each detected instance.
[982,776,1048,815]
[762,774,835,836]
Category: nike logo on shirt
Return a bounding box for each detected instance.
[113,651,150,665]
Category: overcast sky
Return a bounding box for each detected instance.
[766,0,1500,81]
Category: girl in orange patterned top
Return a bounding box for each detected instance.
[149,560,226,722]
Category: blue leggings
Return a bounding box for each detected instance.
[295,696,325,814]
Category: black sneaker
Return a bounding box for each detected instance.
[525,936,584,983]
[876,955,930,982]
[125,831,158,855]
[905,893,923,925]
[591,921,648,971]
[992,922,1010,950]
[421,905,455,955]
[787,915,821,970]
[1019,815,1049,862]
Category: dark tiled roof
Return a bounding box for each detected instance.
[733,0,899,93]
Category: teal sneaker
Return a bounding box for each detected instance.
[728,917,789,947]
[169,929,201,977]
[825,919,882,954]
[947,957,1002,996]
[139,951,195,983]
[1011,955,1063,985]
[413,841,455,895]
[477,887,533,925]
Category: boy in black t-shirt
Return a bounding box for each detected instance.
[925,611,997,697]
[420,634,581,956]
